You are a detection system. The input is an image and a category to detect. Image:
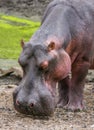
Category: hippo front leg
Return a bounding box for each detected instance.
[57,60,90,111]
[57,76,70,107]
[66,60,90,111]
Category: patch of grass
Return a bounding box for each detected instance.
[0,14,40,59]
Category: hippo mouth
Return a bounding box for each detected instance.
[44,79,56,98]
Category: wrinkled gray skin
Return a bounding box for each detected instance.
[13,0,94,116]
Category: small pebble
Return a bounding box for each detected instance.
[91,125,94,128]
[7,85,17,88]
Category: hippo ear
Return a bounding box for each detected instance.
[20,39,25,48]
[47,41,55,51]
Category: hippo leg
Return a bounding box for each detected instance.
[66,60,90,111]
[57,76,70,107]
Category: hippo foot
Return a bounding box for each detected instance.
[57,98,68,108]
[57,102,67,108]
[64,100,85,111]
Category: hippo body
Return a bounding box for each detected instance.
[13,0,94,116]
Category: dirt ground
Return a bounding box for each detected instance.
[0,71,94,130]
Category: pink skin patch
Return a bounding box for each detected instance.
[50,50,71,81]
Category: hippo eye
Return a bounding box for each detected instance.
[39,61,49,71]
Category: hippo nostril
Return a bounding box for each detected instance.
[30,103,34,108]
[16,100,21,106]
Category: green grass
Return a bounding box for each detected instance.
[0,14,40,59]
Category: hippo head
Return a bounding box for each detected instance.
[13,39,71,116]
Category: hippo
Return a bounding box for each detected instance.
[13,0,94,116]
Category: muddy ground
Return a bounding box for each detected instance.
[0,70,94,130]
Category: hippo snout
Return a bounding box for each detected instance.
[13,86,55,116]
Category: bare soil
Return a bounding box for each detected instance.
[0,71,94,130]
